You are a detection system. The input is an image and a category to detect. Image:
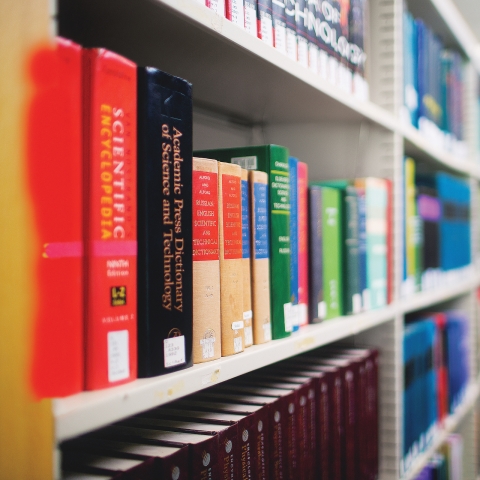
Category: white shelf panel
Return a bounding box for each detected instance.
[54,304,396,442]
[401,272,478,314]
[59,0,397,129]
[402,124,477,178]
[401,380,480,480]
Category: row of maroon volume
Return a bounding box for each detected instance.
[61,347,379,480]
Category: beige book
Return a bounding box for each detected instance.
[218,162,244,356]
[249,170,272,344]
[192,158,221,363]
[241,168,253,347]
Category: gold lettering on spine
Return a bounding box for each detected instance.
[99,104,126,239]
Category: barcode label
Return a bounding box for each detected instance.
[200,337,215,359]
[318,301,326,320]
[243,310,253,320]
[244,325,253,346]
[283,302,294,332]
[263,323,272,341]
[164,336,186,368]
[231,156,258,170]
[107,330,129,382]
[234,336,243,353]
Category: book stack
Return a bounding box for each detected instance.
[403,5,466,157]
[201,0,369,98]
[412,434,463,480]
[402,312,470,475]
[402,158,471,297]
[61,347,379,480]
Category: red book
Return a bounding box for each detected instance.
[386,178,393,304]
[297,161,309,326]
[28,37,83,397]
[83,48,137,390]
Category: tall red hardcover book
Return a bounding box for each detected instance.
[297,161,309,326]
[83,48,137,390]
[28,37,84,397]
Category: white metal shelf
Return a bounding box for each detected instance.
[54,269,479,443]
[54,304,397,442]
[58,0,477,174]
[400,379,480,480]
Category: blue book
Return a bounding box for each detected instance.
[403,324,416,470]
[308,186,324,323]
[289,157,299,330]
[357,185,367,309]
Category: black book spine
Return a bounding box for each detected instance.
[137,67,193,377]
[308,187,323,323]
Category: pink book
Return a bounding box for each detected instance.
[297,162,309,326]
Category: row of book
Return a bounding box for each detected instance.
[402,157,471,297]
[402,311,470,476]
[201,0,369,98]
[413,434,464,480]
[61,347,379,480]
[403,5,466,156]
[33,38,392,396]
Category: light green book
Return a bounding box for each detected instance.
[195,146,292,339]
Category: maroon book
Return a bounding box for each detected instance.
[61,438,189,480]
[174,398,269,480]
[139,406,256,480]
[195,390,286,480]
[237,373,315,480]
[120,417,238,480]
[92,425,218,479]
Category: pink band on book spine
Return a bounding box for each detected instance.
[92,240,137,257]
[43,241,83,258]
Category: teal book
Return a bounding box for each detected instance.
[195,146,292,339]
[355,178,388,310]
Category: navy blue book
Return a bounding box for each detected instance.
[137,67,193,377]
[356,186,367,310]
[308,185,323,323]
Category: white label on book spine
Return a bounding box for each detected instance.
[328,56,339,85]
[244,325,253,346]
[231,0,244,27]
[263,323,272,341]
[318,50,328,80]
[308,44,318,74]
[231,155,258,170]
[244,4,257,36]
[274,24,287,54]
[291,304,300,328]
[200,337,215,359]
[107,330,130,382]
[286,30,297,61]
[260,16,274,46]
[164,335,186,368]
[297,37,309,68]
[318,301,326,320]
[209,0,225,16]
[283,302,294,332]
[352,294,362,314]
[243,310,253,320]
[298,303,307,325]
[231,320,245,330]
[234,336,243,353]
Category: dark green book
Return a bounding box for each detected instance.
[195,146,292,339]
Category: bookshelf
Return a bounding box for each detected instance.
[3,0,480,478]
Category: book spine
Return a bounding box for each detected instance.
[29,38,84,397]
[272,0,287,54]
[244,0,258,35]
[257,0,274,46]
[386,178,393,304]
[238,415,256,480]
[308,186,324,323]
[137,67,193,377]
[344,186,361,314]
[404,158,417,295]
[297,162,309,326]
[285,0,297,61]
[218,162,245,355]
[192,158,221,363]
[269,149,292,339]
[356,186,368,310]
[316,373,330,480]
[249,171,272,344]
[349,0,368,98]
[206,0,226,17]
[306,0,319,74]
[226,0,245,28]
[83,49,137,390]
[288,157,299,332]
[241,169,253,347]
[366,178,388,308]
[322,187,344,319]
[295,0,309,68]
